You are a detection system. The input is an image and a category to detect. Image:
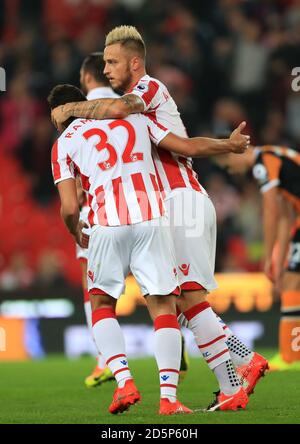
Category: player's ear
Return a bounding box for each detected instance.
[85,72,92,85]
[131,56,141,72]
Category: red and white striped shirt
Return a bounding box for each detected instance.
[79,86,120,225]
[128,75,207,199]
[51,114,168,226]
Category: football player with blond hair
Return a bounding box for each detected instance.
[51,25,266,411]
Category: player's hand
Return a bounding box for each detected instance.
[264,257,274,282]
[51,105,70,128]
[229,121,250,154]
[74,220,89,249]
[274,268,284,296]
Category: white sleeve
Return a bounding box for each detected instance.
[146,115,170,146]
[126,78,161,111]
[51,138,75,185]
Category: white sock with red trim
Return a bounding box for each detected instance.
[184,302,231,370]
[97,354,107,369]
[184,302,242,394]
[92,307,132,388]
[83,293,106,369]
[153,314,181,403]
[214,360,241,395]
[84,303,92,333]
[215,315,254,367]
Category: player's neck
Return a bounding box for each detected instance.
[87,81,109,92]
[125,69,147,93]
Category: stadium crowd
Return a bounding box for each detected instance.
[1,0,300,288]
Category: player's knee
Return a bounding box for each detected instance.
[181,289,207,303]
[90,293,116,311]
[177,289,207,312]
[146,294,177,319]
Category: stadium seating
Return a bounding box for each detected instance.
[0,153,81,286]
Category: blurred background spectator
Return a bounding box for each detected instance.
[0,0,299,289]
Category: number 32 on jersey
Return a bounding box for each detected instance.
[83,120,143,170]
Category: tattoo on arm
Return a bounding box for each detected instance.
[67,95,144,120]
[119,94,144,113]
[69,99,113,119]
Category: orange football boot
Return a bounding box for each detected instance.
[109,379,141,414]
[206,387,248,411]
[159,398,193,415]
[236,352,269,395]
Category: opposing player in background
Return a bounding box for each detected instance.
[216,145,300,371]
[51,26,262,410]
[77,53,118,388]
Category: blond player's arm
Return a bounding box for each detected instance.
[51,94,144,126]
[158,122,250,156]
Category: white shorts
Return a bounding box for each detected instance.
[76,206,90,261]
[164,189,218,291]
[87,216,179,299]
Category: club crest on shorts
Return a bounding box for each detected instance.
[87,270,94,282]
[179,264,190,276]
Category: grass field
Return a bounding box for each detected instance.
[0,350,299,424]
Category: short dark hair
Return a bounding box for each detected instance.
[81,52,109,85]
[47,84,87,110]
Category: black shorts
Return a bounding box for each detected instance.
[287,228,300,272]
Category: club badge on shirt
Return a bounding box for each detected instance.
[135,83,149,93]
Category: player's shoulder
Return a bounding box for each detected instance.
[134,74,166,94]
[61,118,108,141]
[258,145,290,157]
[263,144,300,161]
[252,147,268,176]
[121,112,149,130]
[253,145,283,185]
[137,74,162,86]
[51,120,89,155]
[254,145,276,162]
[51,132,65,152]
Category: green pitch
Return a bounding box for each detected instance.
[0,350,299,424]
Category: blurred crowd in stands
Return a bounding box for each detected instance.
[1,0,300,289]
